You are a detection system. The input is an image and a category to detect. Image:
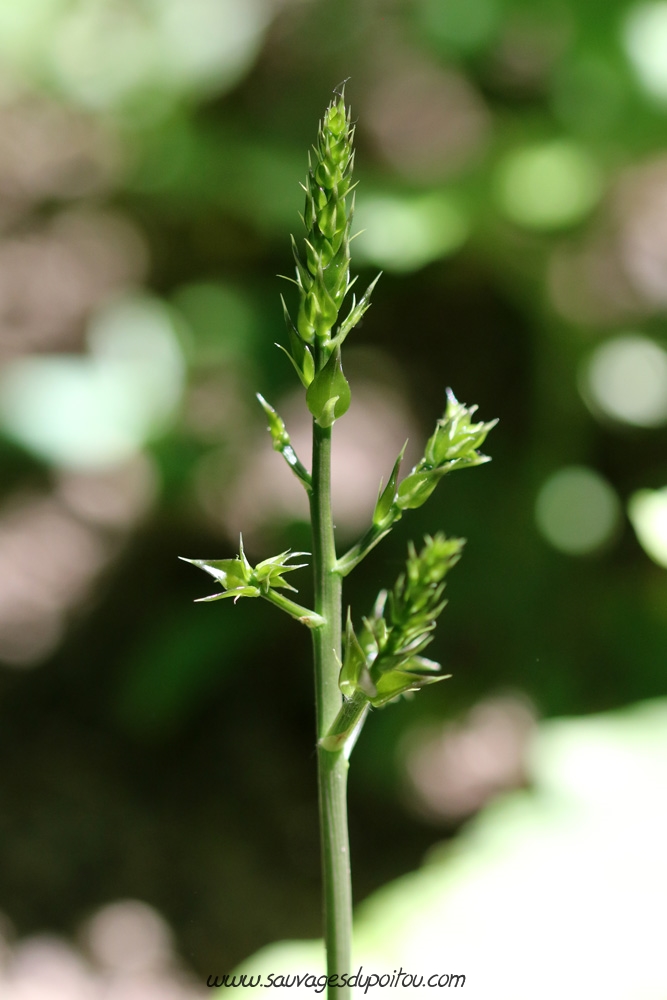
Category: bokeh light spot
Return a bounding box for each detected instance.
[401,696,537,823]
[365,61,490,183]
[624,2,667,103]
[580,334,667,427]
[0,294,184,469]
[0,494,108,669]
[353,192,468,272]
[495,140,602,229]
[84,899,172,974]
[628,488,667,568]
[0,0,270,114]
[535,466,621,555]
[158,0,270,94]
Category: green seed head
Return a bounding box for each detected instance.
[301,94,354,336]
[424,389,497,469]
[395,392,497,511]
[339,534,463,707]
[279,87,380,423]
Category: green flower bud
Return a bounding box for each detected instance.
[326,98,347,136]
[312,270,338,338]
[395,469,440,510]
[392,392,497,512]
[424,390,497,468]
[305,238,333,275]
[324,238,351,306]
[327,133,349,166]
[297,295,317,343]
[317,198,345,240]
[315,158,343,189]
[370,664,444,707]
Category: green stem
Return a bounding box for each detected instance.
[335,519,396,577]
[311,419,352,998]
[280,443,312,492]
[320,689,370,752]
[256,393,312,492]
[261,590,324,629]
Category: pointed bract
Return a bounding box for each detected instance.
[373,441,407,528]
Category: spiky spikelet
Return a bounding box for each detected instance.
[281,87,380,427]
[295,95,355,344]
[338,533,464,708]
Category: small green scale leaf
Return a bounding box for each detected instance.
[373,442,407,527]
[306,347,351,426]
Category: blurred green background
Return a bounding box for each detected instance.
[0,0,666,990]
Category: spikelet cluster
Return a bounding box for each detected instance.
[295,95,354,345]
[281,88,379,427]
[181,540,308,602]
[340,534,463,707]
[394,391,498,510]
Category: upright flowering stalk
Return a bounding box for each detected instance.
[183,88,495,999]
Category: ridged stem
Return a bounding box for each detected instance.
[310,419,352,998]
